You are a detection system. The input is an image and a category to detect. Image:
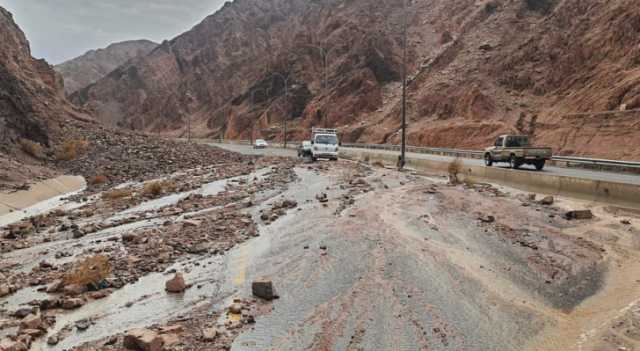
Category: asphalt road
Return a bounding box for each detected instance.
[210,143,640,186]
[222,162,613,350]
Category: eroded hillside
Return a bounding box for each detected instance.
[71,0,640,159]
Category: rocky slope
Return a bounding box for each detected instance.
[72,0,640,160]
[0,6,69,153]
[0,6,244,191]
[55,40,158,95]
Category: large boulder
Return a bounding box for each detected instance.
[123,329,164,351]
[165,273,186,293]
[252,279,277,301]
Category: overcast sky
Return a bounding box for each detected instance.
[0,0,228,64]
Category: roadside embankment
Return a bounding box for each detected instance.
[340,148,640,209]
[0,175,86,216]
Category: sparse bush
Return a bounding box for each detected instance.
[448,158,463,184]
[142,181,175,198]
[64,255,111,287]
[372,161,385,168]
[55,139,89,161]
[102,188,132,200]
[19,138,45,159]
[90,175,108,185]
[484,1,499,14]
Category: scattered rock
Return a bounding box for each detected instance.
[316,193,328,203]
[123,329,165,351]
[202,327,218,341]
[0,338,28,351]
[12,308,35,319]
[539,196,554,206]
[478,214,495,223]
[75,319,91,331]
[46,280,65,293]
[182,220,201,228]
[565,210,594,220]
[0,285,15,298]
[165,273,186,293]
[122,233,137,242]
[63,284,88,296]
[62,298,85,310]
[20,314,43,330]
[228,303,243,314]
[621,219,631,225]
[47,336,59,345]
[252,279,277,301]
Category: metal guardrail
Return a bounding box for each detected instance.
[209,139,640,174]
[339,143,640,173]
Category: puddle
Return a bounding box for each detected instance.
[31,254,230,351]
[109,168,272,221]
[1,218,164,275]
[0,188,88,229]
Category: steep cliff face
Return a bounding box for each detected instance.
[55,40,158,95]
[73,0,640,159]
[0,7,67,153]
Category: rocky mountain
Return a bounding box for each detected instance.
[55,40,158,95]
[0,6,71,153]
[72,0,640,160]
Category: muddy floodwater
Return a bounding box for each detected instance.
[1,159,640,351]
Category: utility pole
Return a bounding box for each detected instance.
[185,91,193,142]
[400,0,408,169]
[271,73,289,148]
[306,45,336,128]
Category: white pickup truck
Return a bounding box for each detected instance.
[311,128,339,161]
[484,135,552,170]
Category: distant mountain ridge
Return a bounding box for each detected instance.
[55,39,158,95]
[71,0,640,160]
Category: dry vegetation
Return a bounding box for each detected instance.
[142,180,175,198]
[18,138,45,159]
[64,255,111,286]
[448,158,463,184]
[90,175,108,185]
[55,139,89,161]
[102,188,133,201]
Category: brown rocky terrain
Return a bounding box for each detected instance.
[70,0,640,160]
[0,7,78,155]
[0,6,244,192]
[55,40,158,96]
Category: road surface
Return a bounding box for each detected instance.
[210,143,640,186]
[225,161,638,351]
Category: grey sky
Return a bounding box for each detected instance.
[0,0,228,64]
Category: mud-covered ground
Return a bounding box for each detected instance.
[1,152,639,351]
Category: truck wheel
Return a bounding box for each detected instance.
[509,155,520,169]
[484,154,493,167]
[535,160,545,171]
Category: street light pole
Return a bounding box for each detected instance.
[400,0,408,169]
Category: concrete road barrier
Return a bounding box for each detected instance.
[340,148,640,209]
[0,175,86,216]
